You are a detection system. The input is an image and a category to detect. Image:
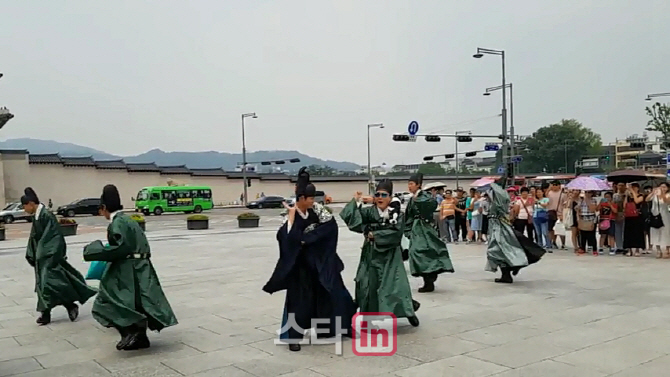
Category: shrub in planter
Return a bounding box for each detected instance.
[237,212,260,228]
[187,214,209,230]
[130,214,146,231]
[58,218,78,237]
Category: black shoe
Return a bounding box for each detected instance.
[36,312,50,326]
[116,334,132,350]
[123,332,150,350]
[412,299,421,312]
[495,275,513,284]
[289,343,301,352]
[408,316,420,327]
[401,249,409,261]
[418,281,435,293]
[66,304,79,322]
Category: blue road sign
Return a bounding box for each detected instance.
[497,166,505,174]
[484,143,500,152]
[408,121,419,136]
[666,153,670,164]
[512,155,523,163]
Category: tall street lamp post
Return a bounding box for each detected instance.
[484,83,514,174]
[241,112,257,206]
[473,47,508,169]
[367,123,384,194]
[646,92,670,101]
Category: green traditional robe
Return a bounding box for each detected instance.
[26,205,96,312]
[83,212,177,331]
[340,199,415,318]
[404,190,455,276]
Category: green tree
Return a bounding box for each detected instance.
[307,164,337,176]
[645,102,670,147]
[516,119,602,174]
[418,162,446,175]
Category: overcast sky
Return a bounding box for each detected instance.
[1,0,669,167]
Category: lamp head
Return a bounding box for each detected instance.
[473,53,484,59]
[483,92,491,96]
[645,97,652,101]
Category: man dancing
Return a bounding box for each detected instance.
[404,173,455,292]
[263,167,356,352]
[22,187,96,325]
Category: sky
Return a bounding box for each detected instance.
[1,0,669,167]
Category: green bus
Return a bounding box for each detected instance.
[134,186,213,215]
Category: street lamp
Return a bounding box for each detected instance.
[473,47,508,168]
[484,83,515,173]
[646,92,670,101]
[241,112,257,206]
[367,123,384,194]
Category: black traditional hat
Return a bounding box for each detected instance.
[100,184,123,213]
[408,172,423,186]
[376,179,393,194]
[295,167,316,198]
[20,187,39,205]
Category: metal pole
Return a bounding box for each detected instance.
[367,126,372,194]
[455,136,459,188]
[564,141,568,173]
[500,51,508,176]
[241,115,248,206]
[509,83,515,164]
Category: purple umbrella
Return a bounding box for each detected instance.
[566,176,611,191]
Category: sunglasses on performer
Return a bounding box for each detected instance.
[374,192,390,198]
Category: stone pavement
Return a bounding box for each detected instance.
[1,222,670,376]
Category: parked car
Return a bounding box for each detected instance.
[246,195,285,209]
[314,191,332,205]
[56,198,101,217]
[395,191,413,204]
[0,202,32,223]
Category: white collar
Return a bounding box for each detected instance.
[109,210,121,223]
[35,203,44,218]
[377,206,389,218]
[296,207,309,219]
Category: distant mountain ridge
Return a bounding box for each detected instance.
[0,138,361,172]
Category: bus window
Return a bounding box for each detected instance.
[192,190,199,198]
[137,190,148,201]
[150,192,160,200]
[203,190,212,199]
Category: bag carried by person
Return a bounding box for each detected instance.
[562,207,573,229]
[647,196,664,229]
[84,243,109,280]
[599,218,611,231]
[535,210,548,223]
[577,216,595,231]
[624,200,639,218]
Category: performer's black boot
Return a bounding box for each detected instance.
[408,315,420,327]
[495,268,513,284]
[116,327,132,350]
[65,303,79,322]
[289,343,301,352]
[412,299,421,312]
[418,273,436,292]
[123,321,150,350]
[36,310,50,326]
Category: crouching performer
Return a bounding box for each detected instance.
[340,179,420,327]
[22,187,96,325]
[84,185,177,350]
[263,167,356,352]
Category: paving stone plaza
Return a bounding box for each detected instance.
[1,215,670,376]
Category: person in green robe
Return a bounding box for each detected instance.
[404,173,455,292]
[21,187,97,326]
[340,179,420,327]
[486,179,545,283]
[84,184,177,350]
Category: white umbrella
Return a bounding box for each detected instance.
[424,182,447,191]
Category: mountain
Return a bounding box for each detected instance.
[0,138,361,172]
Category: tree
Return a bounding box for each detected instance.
[307,164,337,176]
[516,119,602,174]
[645,102,670,147]
[418,162,446,175]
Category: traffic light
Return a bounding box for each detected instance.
[392,134,410,141]
[629,142,645,148]
[246,178,252,187]
[444,153,455,159]
[465,151,477,157]
[457,136,472,142]
[423,156,434,161]
[425,135,441,142]
[274,160,285,164]
[261,161,271,165]
[289,158,301,163]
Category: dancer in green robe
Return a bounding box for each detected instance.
[84,184,177,350]
[486,180,545,283]
[340,179,420,326]
[404,173,454,292]
[21,187,96,325]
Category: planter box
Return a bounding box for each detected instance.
[238,218,260,228]
[0,228,5,241]
[187,219,209,230]
[60,224,78,237]
[136,222,146,231]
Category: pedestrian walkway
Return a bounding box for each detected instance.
[1,226,670,376]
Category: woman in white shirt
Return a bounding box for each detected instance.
[646,182,670,258]
[512,187,534,239]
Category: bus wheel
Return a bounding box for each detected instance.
[142,210,150,216]
[194,205,202,214]
[154,207,163,215]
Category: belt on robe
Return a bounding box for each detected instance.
[126,253,150,260]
